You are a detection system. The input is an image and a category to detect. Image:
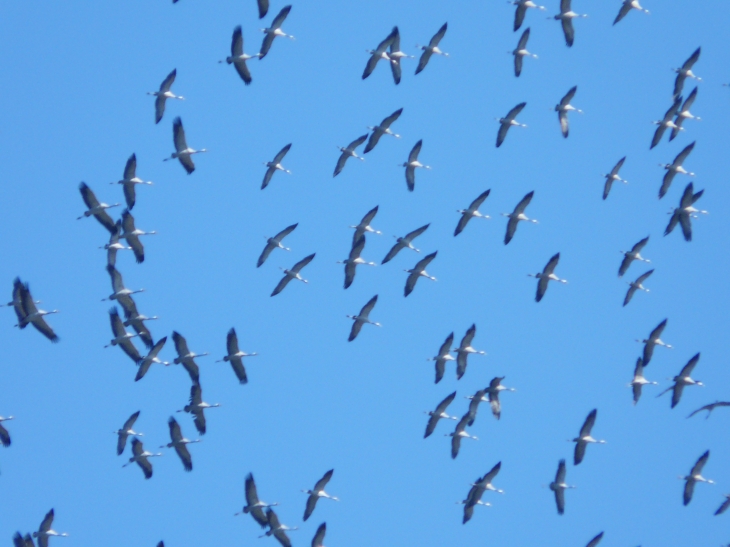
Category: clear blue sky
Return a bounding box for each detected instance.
[1,1,729,546]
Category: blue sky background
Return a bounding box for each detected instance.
[1,1,729,546]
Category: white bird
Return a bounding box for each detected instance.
[455,190,490,236]
[119,297,156,349]
[660,141,696,199]
[571,409,606,465]
[496,102,527,147]
[32,509,68,547]
[221,26,261,85]
[670,87,700,141]
[164,117,207,174]
[665,181,707,241]
[259,5,294,59]
[637,318,672,366]
[362,26,398,80]
[350,205,382,243]
[658,352,703,408]
[382,223,430,264]
[115,411,143,455]
[415,23,449,75]
[512,28,537,77]
[100,221,131,267]
[172,331,208,385]
[404,251,437,297]
[303,469,339,521]
[258,223,298,267]
[555,86,581,138]
[77,182,119,234]
[511,0,546,31]
[112,153,153,210]
[387,28,414,85]
[484,376,516,420]
[681,450,713,505]
[16,282,59,343]
[334,134,368,177]
[148,69,184,125]
[624,269,653,307]
[262,143,292,189]
[364,108,402,153]
[271,253,316,296]
[453,324,486,380]
[602,157,628,200]
[461,462,503,523]
[104,307,142,365]
[123,437,162,479]
[121,209,155,264]
[427,332,455,384]
[552,0,588,47]
[260,508,298,547]
[673,47,701,100]
[529,252,567,302]
[401,140,431,192]
[424,391,458,438]
[549,459,575,515]
[311,523,326,547]
[618,236,649,277]
[161,416,199,472]
[179,383,220,436]
[650,96,682,149]
[0,415,13,447]
[103,265,144,311]
[135,336,169,382]
[614,0,649,25]
[236,472,279,527]
[217,327,258,384]
[628,357,657,405]
[503,191,537,244]
[448,413,479,459]
[347,294,380,342]
[687,401,730,420]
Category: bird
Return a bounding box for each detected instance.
[260,508,298,547]
[136,337,170,382]
[364,108,402,153]
[17,282,59,342]
[602,157,628,200]
[673,47,701,99]
[262,144,292,189]
[448,413,478,459]
[618,236,649,276]
[512,28,537,77]
[259,5,294,59]
[237,473,279,527]
[571,409,606,465]
[401,140,431,191]
[347,295,380,341]
[670,87,700,141]
[659,141,696,198]
[221,26,261,85]
[258,223,298,267]
[453,324,485,380]
[115,411,142,455]
[681,450,713,505]
[637,318,672,366]
[350,205,381,244]
[120,209,155,264]
[123,437,162,479]
[12,533,34,547]
[658,352,703,408]
[549,459,574,515]
[362,26,398,80]
[511,0,546,31]
[271,253,316,296]
[119,297,156,349]
[112,153,153,210]
[217,327,257,384]
[164,117,207,174]
[502,191,537,244]
[529,252,567,302]
[0,415,13,447]
[485,376,516,420]
[333,134,368,177]
[455,190,490,236]
[628,357,657,405]
[427,332,455,384]
[105,307,142,364]
[303,469,339,521]
[424,391,458,438]
[311,523,326,547]
[5,277,31,327]
[555,86,581,138]
[257,0,269,18]
[415,23,449,75]
[464,388,488,427]
[461,462,503,524]
[100,221,131,267]
[404,251,437,297]
[715,495,730,516]
[77,182,119,234]
[161,416,199,472]
[623,269,654,307]
[179,383,220,435]
[148,69,183,124]
[584,532,604,547]
[382,224,429,264]
[496,102,527,147]
[650,96,682,149]
[172,331,208,385]
[665,181,707,241]
[32,509,68,547]
[614,0,649,25]
[103,266,144,312]
[387,28,414,85]
[552,0,588,47]
[687,401,730,419]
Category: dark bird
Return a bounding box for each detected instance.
[172,331,207,385]
[77,182,119,234]
[673,47,701,99]
[512,28,538,77]
[114,411,143,455]
[555,86,581,138]
[217,328,257,384]
[484,376,516,420]
[339,236,376,290]
[552,0,588,47]
[628,357,657,405]
[220,26,261,85]
[334,134,367,177]
[571,409,605,465]
[681,450,713,505]
[415,23,449,74]
[350,205,381,244]
[386,28,414,85]
[687,401,730,419]
[382,223,429,264]
[364,108,402,153]
[454,324,485,380]
[113,153,153,210]
[120,296,156,349]
[449,413,479,459]
[424,391,458,438]
[404,251,437,297]
[618,236,649,277]
[178,384,220,435]
[0,415,13,447]
[259,5,294,59]
[401,140,431,191]
[427,332,455,384]
[623,269,654,307]
[260,508,297,547]
[670,87,700,141]
[311,523,326,547]
[461,462,502,523]
[511,0,546,31]
[502,191,537,244]
[585,532,604,547]
[262,144,292,189]
[136,337,169,381]
[657,352,703,408]
[637,318,672,366]
[17,282,59,342]
[650,96,683,149]
[715,495,730,516]
[496,102,527,147]
[603,157,628,200]
[122,438,161,479]
[271,253,316,296]
[665,182,707,241]
[257,0,269,18]
[236,473,279,527]
[347,295,380,341]
[32,509,68,547]
[163,117,207,174]
[258,223,298,267]
[614,0,649,24]
[303,469,339,521]
[121,209,155,264]
[549,459,574,514]
[161,416,199,472]
[529,252,567,302]
[147,69,183,124]
[454,190,490,236]
[659,141,695,198]
[362,27,398,80]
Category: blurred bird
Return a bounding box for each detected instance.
[511,0,546,31]
[164,117,207,174]
[424,391,458,438]
[32,509,68,547]
[161,416,199,472]
[387,28,414,85]
[454,190,490,236]
[555,86,581,138]
[502,191,537,244]
[123,438,161,479]
[77,182,119,234]
[221,26,261,85]
[552,0,587,47]
[178,384,220,435]
[637,318,672,367]
[659,141,695,198]
[382,224,429,264]
[628,357,657,405]
[623,269,654,307]
[0,415,13,447]
[665,182,707,241]
[147,69,183,124]
[104,307,142,365]
[650,96,682,149]
[401,140,431,191]
[549,459,574,514]
[302,469,339,521]
[259,5,294,59]
[347,295,380,341]
[681,450,713,505]
[673,47,701,99]
[236,473,279,527]
[260,508,297,547]
[687,401,730,420]
[362,27,398,80]
[658,352,703,408]
[571,409,605,465]
[404,251,437,297]
[112,153,153,210]
[512,28,537,77]
[333,135,368,177]
[528,252,567,302]
[602,157,628,200]
[415,23,449,74]
[427,332,455,384]
[670,87,701,141]
[217,328,257,384]
[461,462,503,523]
[258,223,298,267]
[172,331,208,385]
[496,102,527,147]
[271,253,316,296]
[16,282,59,343]
[614,0,649,25]
[136,337,169,382]
[364,108,403,153]
[618,236,649,277]
[262,143,292,190]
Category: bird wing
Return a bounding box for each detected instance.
[678,211,693,242]
[333,151,350,177]
[119,336,143,365]
[122,211,145,263]
[155,95,167,124]
[261,166,277,189]
[123,153,137,180]
[405,166,416,192]
[679,353,701,378]
[259,32,276,58]
[488,391,501,420]
[585,532,604,547]
[192,407,207,435]
[623,285,638,307]
[682,86,698,112]
[434,391,457,417]
[29,314,59,343]
[311,523,326,547]
[359,294,378,318]
[456,351,468,379]
[380,107,403,130]
[234,59,253,85]
[230,356,248,384]
[461,324,476,348]
[79,181,100,210]
[408,139,423,163]
[664,209,680,237]
[506,102,527,121]
[313,469,334,492]
[375,26,398,53]
[514,4,527,31]
[650,123,668,149]
[632,383,643,405]
[673,72,686,100]
[175,443,193,472]
[359,205,379,228]
[635,269,654,285]
[303,494,318,521]
[160,68,177,93]
[348,317,363,342]
[382,241,404,264]
[116,427,128,455]
[631,236,649,254]
[122,182,137,210]
[555,459,566,483]
[517,27,530,50]
[574,440,586,465]
[270,5,291,30]
[580,409,597,437]
[554,486,565,515]
[226,327,240,356]
[362,51,383,79]
[273,143,292,164]
[466,391,485,426]
[173,331,191,358]
[390,55,402,85]
[678,182,695,208]
[454,212,471,237]
[543,252,561,276]
[675,141,696,165]
[496,121,510,148]
[451,431,462,459]
[39,509,54,533]
[168,416,183,442]
[682,47,701,70]
[715,497,730,516]
[271,274,293,296]
[683,477,696,505]
[469,189,491,211]
[613,1,632,24]
[173,117,189,152]
[415,49,433,75]
[513,190,534,215]
[560,0,571,12]
[346,134,368,151]
[245,473,260,507]
[561,18,574,47]
[11,278,27,325]
[462,500,475,523]
[0,422,12,447]
[484,461,502,483]
[257,0,269,18]
[273,223,298,243]
[231,25,243,56]
[414,250,437,272]
[429,22,447,47]
[434,358,445,384]
[438,333,454,358]
[559,110,570,138]
[560,85,577,106]
[291,253,315,273]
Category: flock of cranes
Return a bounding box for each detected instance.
[3,1,727,546]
